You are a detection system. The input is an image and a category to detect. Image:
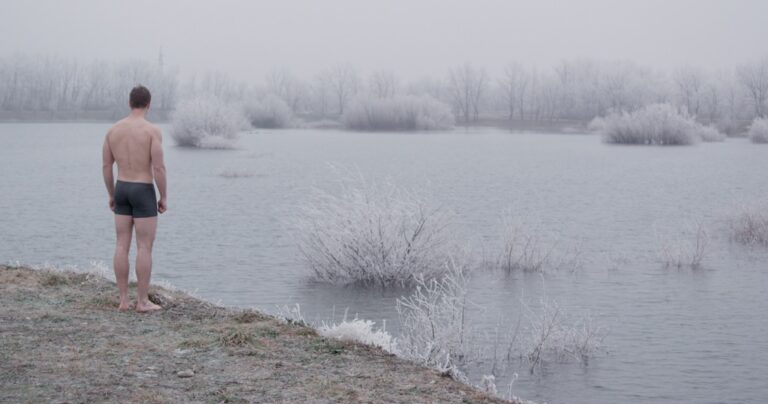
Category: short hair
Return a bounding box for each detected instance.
[129,85,151,109]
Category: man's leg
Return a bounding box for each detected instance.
[134,216,161,312]
[114,214,133,311]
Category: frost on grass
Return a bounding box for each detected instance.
[395,257,473,380]
[659,222,710,269]
[600,103,723,145]
[342,95,455,131]
[171,97,245,149]
[748,118,768,144]
[30,261,109,282]
[318,317,398,354]
[244,94,293,128]
[730,205,768,246]
[295,171,456,287]
[273,303,309,327]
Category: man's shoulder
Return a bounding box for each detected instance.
[145,123,162,139]
[105,120,125,139]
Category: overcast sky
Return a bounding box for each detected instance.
[2,0,767,82]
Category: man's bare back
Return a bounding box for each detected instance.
[106,118,160,184]
[102,85,167,313]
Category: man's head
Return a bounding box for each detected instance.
[129,85,151,110]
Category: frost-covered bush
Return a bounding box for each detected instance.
[244,94,293,128]
[601,103,701,145]
[318,318,398,354]
[171,97,245,148]
[295,172,456,287]
[496,217,554,273]
[587,116,605,133]
[748,118,768,143]
[519,296,605,372]
[342,95,455,131]
[659,223,709,269]
[697,125,726,142]
[730,206,768,246]
[491,212,583,273]
[396,258,472,379]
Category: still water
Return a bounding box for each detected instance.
[1,123,767,403]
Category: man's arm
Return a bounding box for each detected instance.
[150,128,167,213]
[102,133,115,211]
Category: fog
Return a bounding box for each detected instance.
[3,1,768,403]
[2,0,767,81]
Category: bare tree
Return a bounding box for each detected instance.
[553,60,576,119]
[309,70,333,118]
[406,77,446,101]
[737,58,768,118]
[266,68,306,113]
[673,66,705,116]
[368,70,399,98]
[327,64,359,115]
[0,53,180,118]
[447,62,487,123]
[498,62,529,120]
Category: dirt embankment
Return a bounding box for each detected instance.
[0,265,508,403]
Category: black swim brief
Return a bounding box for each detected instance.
[114,180,158,218]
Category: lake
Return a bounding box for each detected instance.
[1,123,767,403]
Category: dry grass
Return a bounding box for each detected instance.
[219,326,256,347]
[231,309,266,324]
[40,272,69,287]
[0,265,504,403]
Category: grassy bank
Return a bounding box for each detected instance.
[0,265,506,403]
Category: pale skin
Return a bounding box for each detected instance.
[102,103,167,312]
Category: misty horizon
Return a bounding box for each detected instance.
[2,0,767,83]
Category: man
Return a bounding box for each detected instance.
[102,85,167,312]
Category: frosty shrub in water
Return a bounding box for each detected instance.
[748,118,768,143]
[518,295,606,373]
[496,215,554,273]
[244,94,293,128]
[600,103,719,145]
[342,95,455,131]
[296,171,456,287]
[730,205,768,246]
[171,97,244,148]
[659,222,709,269]
[395,258,472,379]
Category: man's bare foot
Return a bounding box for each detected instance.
[136,301,162,313]
[117,297,131,311]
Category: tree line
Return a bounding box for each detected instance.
[1,52,766,130]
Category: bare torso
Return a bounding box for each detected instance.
[106,117,159,183]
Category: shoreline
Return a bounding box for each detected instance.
[0,118,591,136]
[0,265,510,403]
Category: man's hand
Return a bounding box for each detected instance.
[109,197,115,212]
[158,197,167,214]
